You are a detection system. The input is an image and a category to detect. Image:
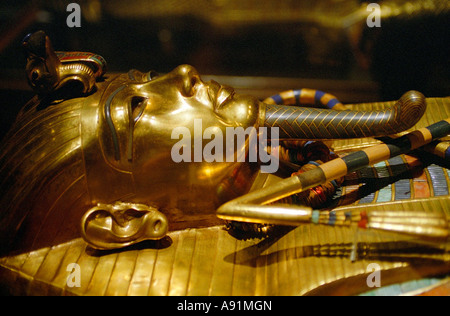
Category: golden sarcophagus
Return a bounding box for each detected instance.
[0,1,449,296]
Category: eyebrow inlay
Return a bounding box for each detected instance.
[105,85,127,161]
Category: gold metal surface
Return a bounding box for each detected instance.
[1,31,449,295]
[1,220,448,296]
[80,202,169,250]
[1,87,448,295]
[7,37,434,253]
[262,90,427,139]
[332,97,450,152]
[23,31,106,95]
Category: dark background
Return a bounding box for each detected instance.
[0,0,449,141]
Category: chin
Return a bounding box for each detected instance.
[218,95,260,128]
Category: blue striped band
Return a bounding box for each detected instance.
[326,98,341,109]
[307,160,321,167]
[330,180,338,190]
[293,90,301,105]
[271,94,283,105]
[90,55,107,69]
[314,90,325,106]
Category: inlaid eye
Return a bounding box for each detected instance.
[147,70,159,81]
[131,96,147,123]
[31,70,39,81]
[127,70,160,82]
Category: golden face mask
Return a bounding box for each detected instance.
[1,36,263,254]
[82,65,263,236]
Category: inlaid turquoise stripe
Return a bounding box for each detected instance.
[375,161,392,202]
[312,210,320,224]
[428,165,449,196]
[377,186,392,202]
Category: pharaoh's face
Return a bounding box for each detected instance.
[91,65,261,222]
[132,64,260,131]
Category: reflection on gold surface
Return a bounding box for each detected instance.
[0,25,449,295]
[1,97,449,295]
[1,217,448,296]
